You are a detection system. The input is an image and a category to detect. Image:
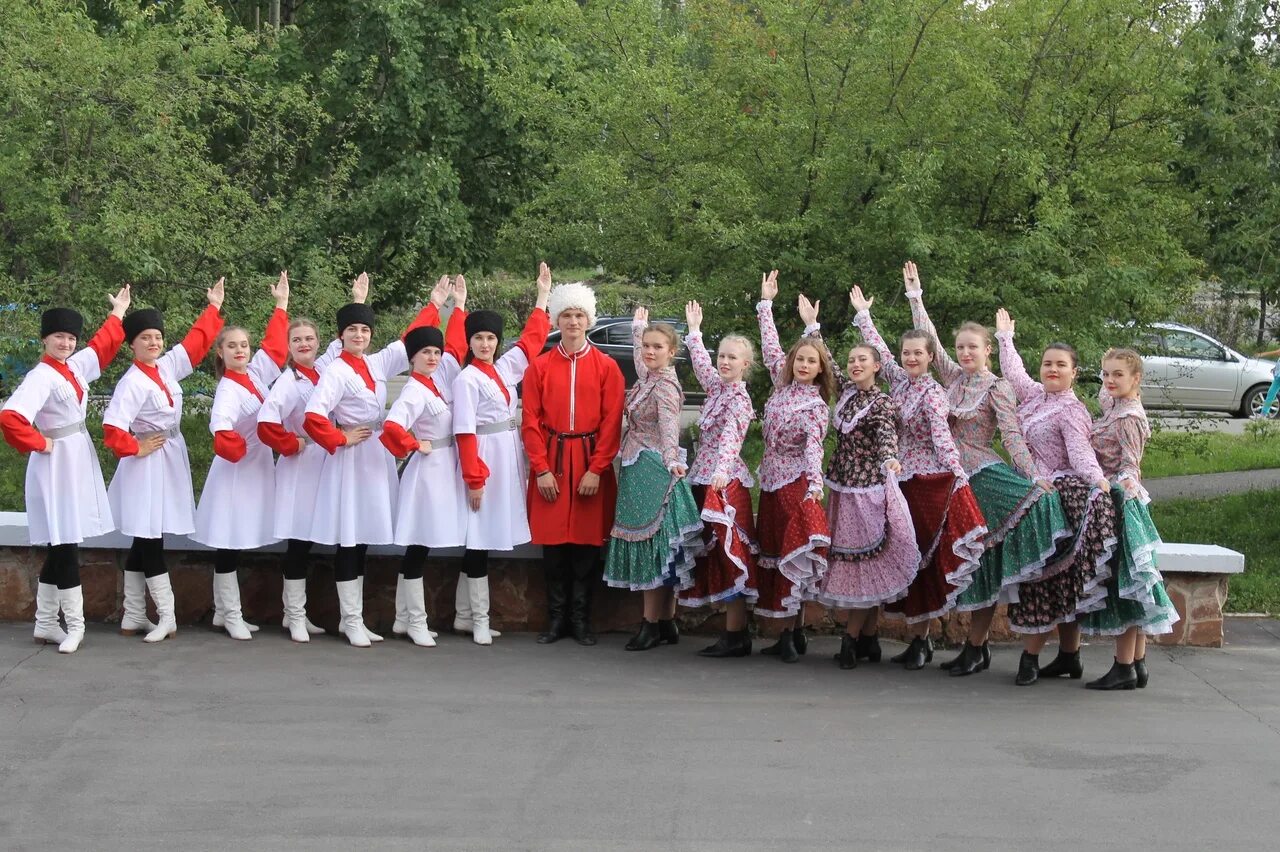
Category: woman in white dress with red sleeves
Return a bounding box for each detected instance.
[192,274,291,640]
[379,277,471,648]
[451,265,552,645]
[302,274,438,648]
[102,279,226,643]
[0,286,131,654]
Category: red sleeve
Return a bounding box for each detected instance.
[86,315,125,370]
[213,430,247,463]
[591,361,626,475]
[257,421,301,456]
[445,308,468,364]
[180,305,224,364]
[103,424,139,458]
[259,308,289,369]
[303,412,346,454]
[514,309,551,364]
[520,359,550,475]
[0,411,46,454]
[380,421,419,458]
[402,303,438,338]
[455,433,490,490]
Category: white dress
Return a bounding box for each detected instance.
[2,352,115,545]
[192,348,285,550]
[104,343,202,539]
[304,343,409,547]
[257,340,342,542]
[452,347,532,551]
[389,360,467,548]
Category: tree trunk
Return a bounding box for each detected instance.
[1260,288,1269,347]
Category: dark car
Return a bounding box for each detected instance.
[543,316,707,405]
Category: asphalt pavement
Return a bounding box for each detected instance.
[2,619,1278,850]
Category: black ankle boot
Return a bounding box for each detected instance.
[625,620,662,651]
[1134,656,1148,688]
[760,629,799,663]
[537,616,568,645]
[657,619,679,645]
[793,627,808,655]
[891,635,932,665]
[855,634,882,662]
[947,642,989,677]
[1039,649,1084,679]
[1015,651,1040,686]
[698,630,752,658]
[835,634,858,670]
[1085,658,1138,691]
[902,636,933,670]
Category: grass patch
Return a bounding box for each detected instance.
[1151,489,1280,614]
[1142,427,1280,479]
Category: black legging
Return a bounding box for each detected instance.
[402,545,429,581]
[214,549,238,575]
[462,548,488,579]
[126,537,167,578]
[39,543,80,590]
[334,544,369,583]
[284,539,312,581]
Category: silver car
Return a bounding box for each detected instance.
[1134,322,1277,417]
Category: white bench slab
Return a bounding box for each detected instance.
[1153,542,1245,574]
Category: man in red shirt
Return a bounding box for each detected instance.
[521,283,625,645]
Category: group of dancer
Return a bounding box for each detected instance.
[2,262,1179,690]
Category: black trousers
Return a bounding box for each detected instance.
[125,537,166,578]
[333,545,369,582]
[462,548,488,579]
[402,545,429,581]
[39,543,80,590]
[284,539,312,581]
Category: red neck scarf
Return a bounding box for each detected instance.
[293,364,320,385]
[412,371,444,400]
[132,360,174,407]
[41,355,84,402]
[220,369,264,403]
[470,360,510,404]
[338,351,376,392]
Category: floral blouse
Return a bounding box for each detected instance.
[756,300,828,494]
[1090,387,1150,490]
[685,331,754,486]
[619,320,684,470]
[853,309,966,481]
[826,384,899,491]
[996,331,1105,483]
[906,291,1037,478]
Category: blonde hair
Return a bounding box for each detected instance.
[955,321,992,347]
[718,333,757,378]
[643,322,680,355]
[900,328,938,359]
[1103,347,1144,378]
[779,335,836,402]
[213,325,250,379]
[286,317,320,372]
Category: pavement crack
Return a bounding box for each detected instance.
[1166,651,1280,740]
[0,645,47,690]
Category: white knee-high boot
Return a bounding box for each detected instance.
[403,577,436,648]
[469,576,494,646]
[34,581,68,645]
[453,576,500,637]
[281,579,311,643]
[335,579,371,648]
[357,575,383,642]
[119,571,157,636]
[58,586,85,654]
[392,574,408,636]
[213,573,253,641]
[143,574,177,643]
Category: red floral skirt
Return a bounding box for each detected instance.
[680,482,760,607]
[753,478,831,618]
[884,472,986,624]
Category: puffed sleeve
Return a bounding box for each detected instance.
[654,375,685,471]
[302,368,347,454]
[756,300,784,383]
[995,331,1042,403]
[853,309,907,388]
[208,381,247,463]
[991,379,1037,480]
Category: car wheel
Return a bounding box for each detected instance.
[1240,384,1277,418]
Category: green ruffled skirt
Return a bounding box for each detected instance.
[1079,485,1179,636]
[604,449,703,592]
[956,462,1073,611]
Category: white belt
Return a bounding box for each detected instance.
[42,421,87,440]
[475,418,518,436]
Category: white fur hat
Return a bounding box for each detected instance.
[547,281,598,329]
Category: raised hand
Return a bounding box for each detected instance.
[207,277,225,310]
[760,269,779,302]
[903,260,922,294]
[995,308,1015,335]
[452,275,468,311]
[536,261,552,309]
[351,272,369,305]
[797,294,820,327]
[429,275,451,308]
[633,306,649,326]
[685,301,703,334]
[108,283,132,318]
[271,270,290,310]
[849,285,872,313]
